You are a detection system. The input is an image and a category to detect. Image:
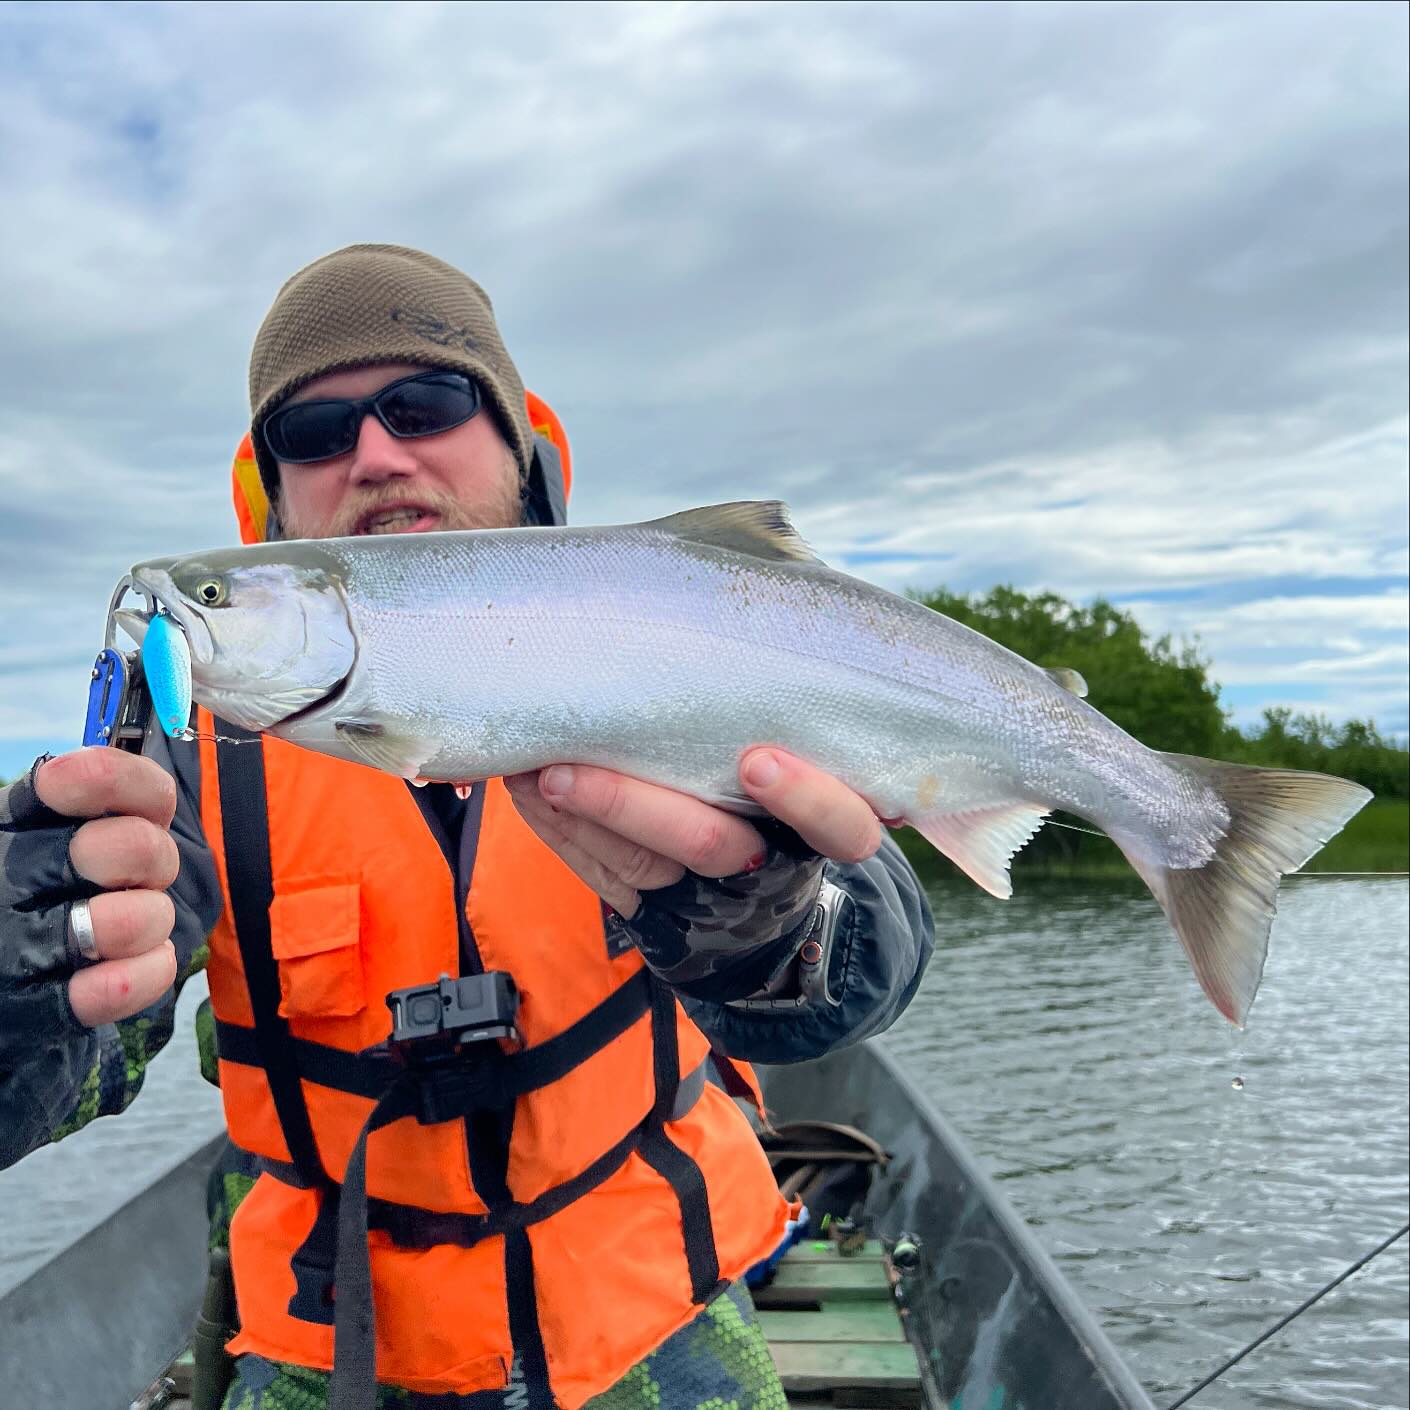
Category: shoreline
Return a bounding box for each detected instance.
[893,799,1409,883]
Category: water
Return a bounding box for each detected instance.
[882,875,1409,1410]
[0,880,1405,1409]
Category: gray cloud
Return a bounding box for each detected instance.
[0,0,1405,771]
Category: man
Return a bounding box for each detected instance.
[0,245,934,1410]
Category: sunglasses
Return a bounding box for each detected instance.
[262,370,483,465]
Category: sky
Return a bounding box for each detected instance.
[0,0,1405,780]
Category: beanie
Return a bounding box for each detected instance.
[248,244,532,493]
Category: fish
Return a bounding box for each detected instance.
[112,501,1371,1026]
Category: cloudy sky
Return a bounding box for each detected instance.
[0,0,1405,779]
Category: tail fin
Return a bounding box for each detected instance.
[1119,756,1371,1027]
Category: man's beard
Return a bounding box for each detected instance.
[278,462,524,540]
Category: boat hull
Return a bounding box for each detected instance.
[760,1043,1155,1410]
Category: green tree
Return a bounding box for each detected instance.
[900,585,1408,875]
[1224,708,1409,800]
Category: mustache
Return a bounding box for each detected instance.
[282,476,524,539]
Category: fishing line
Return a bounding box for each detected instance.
[1045,820,1408,876]
[168,728,261,747]
[1047,819,1108,839]
[1162,1219,1410,1409]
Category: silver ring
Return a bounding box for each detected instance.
[68,898,100,964]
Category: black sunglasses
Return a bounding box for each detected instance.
[262,370,483,465]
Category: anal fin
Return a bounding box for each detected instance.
[912,803,1051,898]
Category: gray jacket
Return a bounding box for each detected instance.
[0,731,932,1171]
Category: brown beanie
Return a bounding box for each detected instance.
[248,244,533,493]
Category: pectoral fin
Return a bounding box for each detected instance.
[912,802,1051,899]
[334,720,438,779]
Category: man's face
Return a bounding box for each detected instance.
[274,361,522,539]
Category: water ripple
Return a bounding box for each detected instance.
[884,876,1410,1410]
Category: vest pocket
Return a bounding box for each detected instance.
[269,878,365,1019]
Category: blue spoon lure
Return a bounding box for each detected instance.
[140,611,193,739]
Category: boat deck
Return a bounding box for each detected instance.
[754,1236,925,1409]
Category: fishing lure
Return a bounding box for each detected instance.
[140,610,193,739]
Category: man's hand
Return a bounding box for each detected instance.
[32,750,180,1027]
[503,748,882,919]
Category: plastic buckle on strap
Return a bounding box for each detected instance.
[410,1058,513,1125]
[287,1194,339,1325]
[288,1251,336,1323]
[386,973,521,1126]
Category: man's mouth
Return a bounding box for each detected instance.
[355,505,441,535]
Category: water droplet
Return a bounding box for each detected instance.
[1231,1075,1245,1090]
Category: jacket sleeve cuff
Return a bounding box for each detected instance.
[680,835,935,1064]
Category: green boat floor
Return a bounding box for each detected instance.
[756,1301,908,1343]
[751,1252,895,1308]
[750,1238,928,1409]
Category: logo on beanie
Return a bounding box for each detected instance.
[391,307,480,354]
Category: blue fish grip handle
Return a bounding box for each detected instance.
[82,646,153,753]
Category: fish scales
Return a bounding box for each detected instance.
[330,526,1194,837]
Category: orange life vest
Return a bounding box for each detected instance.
[202,400,791,1407]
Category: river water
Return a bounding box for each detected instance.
[883,874,1409,1410]
[1,876,1405,1409]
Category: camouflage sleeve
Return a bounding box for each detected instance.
[622,818,826,1001]
[0,733,223,1168]
[678,834,935,1063]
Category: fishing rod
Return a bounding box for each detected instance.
[1162,1219,1410,1409]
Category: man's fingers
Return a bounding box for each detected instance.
[84,889,176,961]
[530,765,764,878]
[69,816,180,891]
[506,784,644,918]
[740,749,881,863]
[35,748,177,827]
[505,778,685,892]
[67,941,177,1028]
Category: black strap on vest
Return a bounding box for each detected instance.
[639,977,723,1304]
[214,967,652,1111]
[215,729,327,1189]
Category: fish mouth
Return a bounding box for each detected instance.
[112,606,152,645]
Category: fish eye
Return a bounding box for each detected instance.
[194,576,228,607]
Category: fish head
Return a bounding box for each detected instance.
[116,544,357,731]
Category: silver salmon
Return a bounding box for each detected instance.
[116,502,1371,1026]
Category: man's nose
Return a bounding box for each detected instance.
[348,414,419,483]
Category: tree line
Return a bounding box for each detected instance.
[912,584,1407,797]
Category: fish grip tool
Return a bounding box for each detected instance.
[83,577,159,753]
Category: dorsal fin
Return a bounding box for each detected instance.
[641,502,821,564]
